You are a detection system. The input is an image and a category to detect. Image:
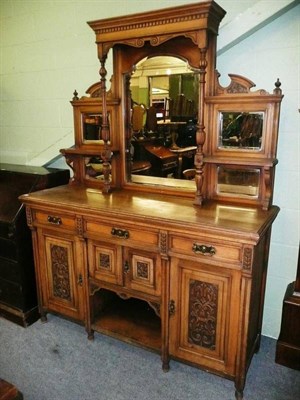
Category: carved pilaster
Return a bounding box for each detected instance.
[242,247,253,271]
[25,206,33,228]
[159,230,168,259]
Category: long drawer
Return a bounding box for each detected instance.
[85,219,159,249]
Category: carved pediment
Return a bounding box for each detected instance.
[215,71,282,97]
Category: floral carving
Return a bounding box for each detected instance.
[50,244,71,301]
[188,279,218,350]
[99,253,111,269]
[137,261,149,279]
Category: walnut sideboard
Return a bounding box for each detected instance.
[20,2,283,399]
[20,185,278,399]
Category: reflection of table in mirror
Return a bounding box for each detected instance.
[144,145,178,177]
[169,146,197,178]
[157,120,187,149]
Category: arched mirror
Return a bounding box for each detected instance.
[127,56,199,190]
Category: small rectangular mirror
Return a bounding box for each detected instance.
[217,166,260,198]
[218,112,264,150]
[82,112,110,142]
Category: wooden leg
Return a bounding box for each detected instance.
[87,329,95,341]
[40,311,47,323]
[162,359,170,372]
[235,389,243,400]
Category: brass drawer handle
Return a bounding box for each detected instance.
[192,243,216,256]
[111,227,129,239]
[47,216,62,225]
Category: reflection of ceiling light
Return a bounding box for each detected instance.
[166,69,171,75]
[152,87,168,94]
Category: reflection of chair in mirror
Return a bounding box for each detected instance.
[132,104,146,135]
[131,105,152,175]
[182,168,196,180]
[169,93,196,121]
[145,106,158,133]
[130,143,151,176]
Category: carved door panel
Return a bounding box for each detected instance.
[38,228,86,322]
[169,257,240,376]
[123,248,161,297]
[88,239,123,285]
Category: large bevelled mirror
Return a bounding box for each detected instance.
[128,56,199,189]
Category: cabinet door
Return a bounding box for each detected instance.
[88,239,123,285]
[37,228,86,322]
[169,257,240,376]
[124,248,161,297]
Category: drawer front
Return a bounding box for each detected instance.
[33,210,76,231]
[170,234,242,265]
[85,220,158,248]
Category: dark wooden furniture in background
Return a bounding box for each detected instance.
[20,2,283,400]
[0,378,23,400]
[276,245,300,370]
[0,164,70,326]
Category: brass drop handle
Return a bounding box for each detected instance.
[77,274,83,286]
[169,300,175,316]
[124,261,130,274]
[192,243,216,256]
[47,216,62,225]
[111,227,129,239]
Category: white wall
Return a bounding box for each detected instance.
[0,0,299,338]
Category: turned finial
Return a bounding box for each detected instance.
[72,90,79,101]
[273,78,282,95]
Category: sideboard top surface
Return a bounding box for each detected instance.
[20,185,279,242]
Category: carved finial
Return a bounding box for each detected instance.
[273,78,282,95]
[72,90,79,101]
[275,78,281,89]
